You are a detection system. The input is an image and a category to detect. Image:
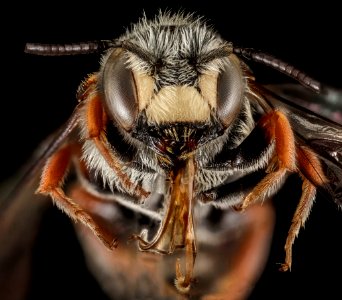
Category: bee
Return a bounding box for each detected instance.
[1,11,342,300]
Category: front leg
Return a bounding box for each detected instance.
[199,109,313,274]
[240,110,296,210]
[37,143,117,249]
[280,145,327,271]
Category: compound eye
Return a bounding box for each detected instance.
[102,50,137,131]
[217,58,244,127]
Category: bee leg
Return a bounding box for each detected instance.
[84,92,150,199]
[37,143,117,249]
[76,73,98,102]
[280,146,327,271]
[67,183,122,246]
[240,110,296,210]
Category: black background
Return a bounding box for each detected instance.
[2,1,342,299]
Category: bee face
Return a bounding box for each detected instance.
[98,18,247,168]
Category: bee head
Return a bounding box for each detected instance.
[98,13,247,168]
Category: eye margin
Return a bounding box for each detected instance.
[216,55,245,128]
[99,48,139,132]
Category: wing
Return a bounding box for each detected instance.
[0,106,80,300]
[266,83,342,124]
[0,134,54,300]
[258,83,342,206]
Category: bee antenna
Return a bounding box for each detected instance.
[233,47,321,93]
[24,40,116,56]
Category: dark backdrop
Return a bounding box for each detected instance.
[2,2,342,299]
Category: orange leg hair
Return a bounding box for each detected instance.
[240,110,297,210]
[239,109,327,271]
[83,81,149,199]
[37,143,118,249]
[76,73,98,103]
[280,146,327,271]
